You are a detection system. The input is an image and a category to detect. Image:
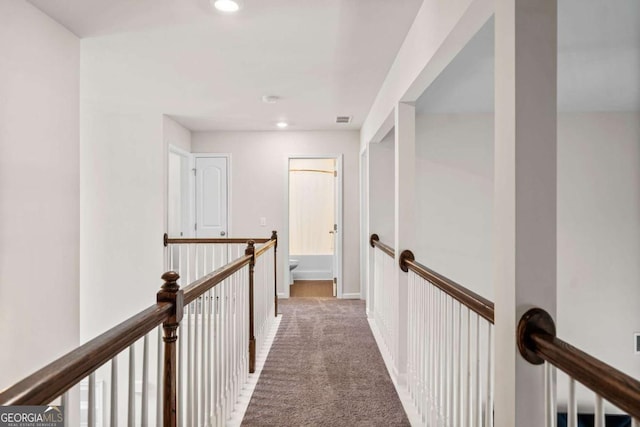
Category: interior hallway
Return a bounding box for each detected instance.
[241,298,409,426]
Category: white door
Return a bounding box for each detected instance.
[195,157,228,238]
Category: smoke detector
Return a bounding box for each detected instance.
[262,95,280,104]
[336,116,352,124]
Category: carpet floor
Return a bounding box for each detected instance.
[241,297,410,426]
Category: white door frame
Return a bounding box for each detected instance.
[192,153,232,237]
[284,154,344,298]
[167,145,194,238]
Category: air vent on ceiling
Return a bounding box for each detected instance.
[336,116,352,124]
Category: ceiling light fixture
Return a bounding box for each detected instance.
[276,122,288,129]
[262,95,280,104]
[213,0,240,13]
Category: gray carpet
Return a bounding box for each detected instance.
[241,298,410,426]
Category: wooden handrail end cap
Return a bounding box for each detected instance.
[517,307,556,365]
[399,250,415,273]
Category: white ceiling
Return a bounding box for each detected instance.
[29,0,424,131]
[417,0,640,114]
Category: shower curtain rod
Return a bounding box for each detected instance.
[289,168,335,175]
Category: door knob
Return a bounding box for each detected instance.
[220,231,226,236]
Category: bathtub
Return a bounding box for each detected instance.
[290,254,333,281]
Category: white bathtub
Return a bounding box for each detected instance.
[290,254,333,281]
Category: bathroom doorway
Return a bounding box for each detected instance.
[287,155,343,298]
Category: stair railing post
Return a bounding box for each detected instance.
[157,271,184,427]
[245,241,256,373]
[271,230,278,317]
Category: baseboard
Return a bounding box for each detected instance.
[292,271,332,281]
[227,315,283,426]
[341,293,361,299]
[367,318,422,426]
[277,292,287,299]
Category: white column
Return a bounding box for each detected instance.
[395,102,416,385]
[494,1,557,426]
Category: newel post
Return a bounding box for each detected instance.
[245,241,256,373]
[157,271,184,427]
[271,230,278,317]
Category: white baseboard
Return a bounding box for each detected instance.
[277,292,287,299]
[227,315,283,426]
[367,318,422,426]
[292,271,332,281]
[341,293,361,299]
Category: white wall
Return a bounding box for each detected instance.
[557,112,640,379]
[415,113,494,299]
[413,111,640,379]
[0,0,80,388]
[360,0,493,148]
[164,115,191,153]
[368,132,395,244]
[80,109,165,340]
[192,131,360,297]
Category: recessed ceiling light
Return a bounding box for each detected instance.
[213,0,240,13]
[276,122,288,129]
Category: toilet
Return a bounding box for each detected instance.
[289,259,299,285]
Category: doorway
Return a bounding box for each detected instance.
[166,151,230,239]
[287,156,343,298]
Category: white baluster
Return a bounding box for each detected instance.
[61,391,69,427]
[88,372,96,427]
[157,326,164,427]
[128,344,135,427]
[485,324,494,427]
[568,377,577,427]
[111,357,118,427]
[475,314,481,427]
[141,334,149,426]
[594,394,604,427]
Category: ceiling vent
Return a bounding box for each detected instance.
[336,116,352,124]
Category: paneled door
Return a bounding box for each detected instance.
[195,156,228,238]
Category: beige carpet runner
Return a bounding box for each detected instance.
[241,298,410,426]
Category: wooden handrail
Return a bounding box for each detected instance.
[400,251,494,324]
[254,238,276,258]
[164,233,270,246]
[369,233,395,258]
[0,303,173,405]
[0,234,279,423]
[518,308,640,419]
[182,253,253,305]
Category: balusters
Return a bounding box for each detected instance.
[402,268,495,427]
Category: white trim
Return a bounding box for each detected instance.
[367,318,422,426]
[285,154,344,299]
[341,293,361,300]
[227,314,283,426]
[167,145,194,238]
[192,153,232,237]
